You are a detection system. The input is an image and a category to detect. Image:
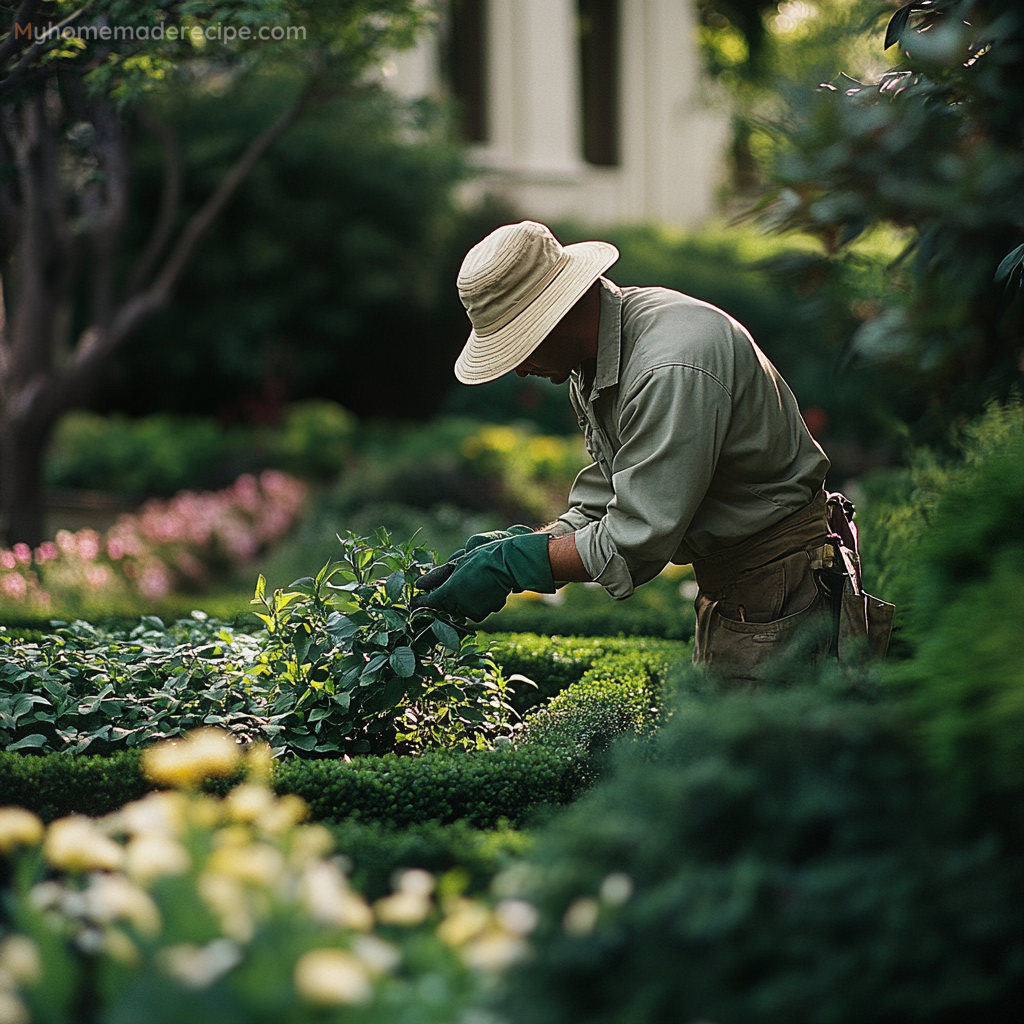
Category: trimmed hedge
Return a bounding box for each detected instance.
[485,633,689,714]
[0,745,587,828]
[329,818,532,900]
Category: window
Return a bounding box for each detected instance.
[578,0,620,166]
[446,0,488,143]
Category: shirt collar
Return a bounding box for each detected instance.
[592,277,622,395]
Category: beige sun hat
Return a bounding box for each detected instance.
[454,221,619,385]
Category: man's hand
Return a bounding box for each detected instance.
[412,532,555,621]
[447,524,533,561]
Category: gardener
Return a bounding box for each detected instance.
[413,220,890,682]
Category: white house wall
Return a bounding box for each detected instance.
[387,0,729,228]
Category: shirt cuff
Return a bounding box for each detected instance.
[574,522,635,599]
[557,509,593,533]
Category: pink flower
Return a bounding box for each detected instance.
[12,543,31,565]
[107,538,125,560]
[76,529,101,561]
[56,530,76,554]
[85,565,112,589]
[1,573,27,600]
[137,562,171,601]
[0,551,15,570]
[35,541,59,563]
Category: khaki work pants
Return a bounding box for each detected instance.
[691,491,894,687]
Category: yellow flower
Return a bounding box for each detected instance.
[351,935,400,975]
[142,729,240,789]
[245,742,274,783]
[0,808,43,854]
[0,935,41,986]
[159,939,243,989]
[225,783,275,823]
[294,949,372,1005]
[374,869,434,926]
[83,874,161,936]
[301,862,373,931]
[44,817,124,873]
[207,842,284,889]
[198,873,253,942]
[463,930,528,972]
[562,896,599,938]
[0,991,29,1024]
[288,824,334,867]
[110,792,186,838]
[124,834,190,884]
[256,794,307,836]
[437,899,490,946]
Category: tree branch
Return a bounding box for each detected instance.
[55,77,318,407]
[0,2,91,98]
[0,0,41,70]
[125,106,182,298]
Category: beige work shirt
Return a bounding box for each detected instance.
[557,279,830,599]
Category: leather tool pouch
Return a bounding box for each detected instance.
[814,492,895,661]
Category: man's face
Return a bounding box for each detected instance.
[514,329,581,386]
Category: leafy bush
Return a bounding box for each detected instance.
[0,745,586,829]
[328,819,531,901]
[1,471,307,617]
[497,685,1024,1024]
[0,533,513,759]
[0,732,521,1024]
[484,633,690,715]
[879,405,1023,806]
[46,402,355,496]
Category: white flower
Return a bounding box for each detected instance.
[294,949,372,1005]
[301,861,373,931]
[142,729,240,789]
[562,896,600,938]
[0,935,41,986]
[0,808,43,854]
[44,817,124,873]
[159,939,243,989]
[124,834,190,883]
[83,874,161,936]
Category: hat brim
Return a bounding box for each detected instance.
[454,240,619,385]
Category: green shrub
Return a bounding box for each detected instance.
[882,405,1024,804]
[45,401,355,495]
[0,743,483,1024]
[0,533,514,759]
[328,819,531,901]
[497,686,1024,1024]
[0,746,585,829]
[484,633,690,715]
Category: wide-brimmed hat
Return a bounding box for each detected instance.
[454,221,619,385]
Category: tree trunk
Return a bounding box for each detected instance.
[0,413,48,547]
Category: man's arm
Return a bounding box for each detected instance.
[547,532,592,583]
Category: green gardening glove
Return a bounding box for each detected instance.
[447,524,534,561]
[412,532,555,622]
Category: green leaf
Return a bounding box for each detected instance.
[288,576,317,594]
[254,574,267,602]
[390,647,416,678]
[7,734,48,752]
[362,653,389,678]
[384,570,406,601]
[325,612,359,640]
[431,618,461,651]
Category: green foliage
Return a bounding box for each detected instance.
[0,533,513,759]
[252,531,513,755]
[760,0,1023,432]
[0,759,480,1024]
[328,819,532,901]
[880,405,1024,802]
[483,633,689,715]
[497,685,1024,1024]
[103,81,475,421]
[46,402,354,494]
[0,746,586,829]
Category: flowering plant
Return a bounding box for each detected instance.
[0,730,536,1024]
[0,471,306,613]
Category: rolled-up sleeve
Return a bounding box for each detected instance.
[573,365,732,598]
[558,460,614,532]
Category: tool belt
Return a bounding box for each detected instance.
[692,490,894,664]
